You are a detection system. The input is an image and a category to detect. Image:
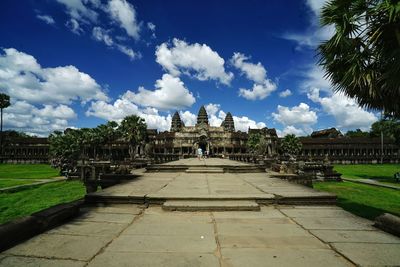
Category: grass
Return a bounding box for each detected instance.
[0,179,37,189]
[334,164,400,185]
[0,181,86,224]
[314,181,400,220]
[0,164,60,179]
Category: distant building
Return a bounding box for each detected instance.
[152,106,279,157]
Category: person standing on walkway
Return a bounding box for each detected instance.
[197,147,203,160]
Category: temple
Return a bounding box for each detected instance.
[152,106,279,157]
[1,105,399,164]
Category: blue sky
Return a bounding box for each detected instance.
[0,0,378,136]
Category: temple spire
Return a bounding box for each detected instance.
[221,112,235,132]
[196,105,209,125]
[170,111,184,132]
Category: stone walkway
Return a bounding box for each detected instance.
[1,159,400,266]
[342,177,400,190]
[1,204,400,266]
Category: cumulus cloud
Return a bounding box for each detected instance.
[272,103,317,126]
[230,53,266,84]
[279,89,292,98]
[0,48,110,135]
[230,52,277,100]
[86,98,172,131]
[107,0,141,40]
[307,88,378,131]
[180,111,197,126]
[156,38,234,85]
[238,81,277,101]
[123,74,195,110]
[147,22,156,38]
[36,14,55,25]
[276,126,308,137]
[3,101,76,136]
[0,48,108,105]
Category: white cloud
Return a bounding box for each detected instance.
[300,64,332,92]
[56,0,98,23]
[86,98,172,131]
[231,52,277,100]
[92,27,114,46]
[36,14,55,25]
[107,0,141,40]
[180,111,197,126]
[276,126,308,137]
[279,89,292,98]
[156,38,234,85]
[307,88,378,131]
[66,18,84,35]
[233,116,266,132]
[91,27,140,60]
[230,53,266,84]
[238,80,277,101]
[205,103,220,116]
[272,103,317,126]
[0,48,108,105]
[123,74,195,110]
[3,101,76,136]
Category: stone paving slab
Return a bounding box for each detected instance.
[220,248,352,267]
[76,211,136,224]
[87,252,219,267]
[331,243,400,266]
[3,234,112,261]
[291,217,375,230]
[46,220,127,237]
[0,255,86,267]
[310,229,400,243]
[280,207,356,218]
[122,221,214,236]
[219,235,326,249]
[105,235,217,253]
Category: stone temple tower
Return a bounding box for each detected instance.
[221,112,235,132]
[196,106,209,125]
[170,111,184,132]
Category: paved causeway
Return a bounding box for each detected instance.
[1,159,400,266]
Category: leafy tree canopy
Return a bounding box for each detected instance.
[319,0,400,117]
[280,134,302,159]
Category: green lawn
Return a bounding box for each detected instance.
[0,179,37,189]
[0,181,86,224]
[334,164,400,184]
[314,181,400,220]
[0,164,60,179]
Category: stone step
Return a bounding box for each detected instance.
[185,167,224,173]
[162,200,260,211]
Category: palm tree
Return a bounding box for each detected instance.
[0,93,11,161]
[280,134,302,160]
[319,0,400,117]
[119,115,147,160]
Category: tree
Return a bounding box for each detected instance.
[247,132,267,155]
[370,117,400,145]
[0,93,11,161]
[345,129,370,137]
[319,0,400,117]
[119,115,147,160]
[280,134,302,160]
